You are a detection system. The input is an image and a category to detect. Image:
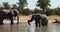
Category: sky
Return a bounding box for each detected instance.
[0,0,60,9]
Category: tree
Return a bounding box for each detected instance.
[12,4,17,9]
[34,8,39,14]
[3,2,10,9]
[56,7,60,16]
[18,0,28,10]
[21,8,31,15]
[17,0,28,15]
[34,8,43,14]
[37,0,51,14]
[49,9,56,15]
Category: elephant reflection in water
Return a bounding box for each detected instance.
[35,27,48,32]
[28,13,48,27]
[0,9,19,25]
[28,26,48,32]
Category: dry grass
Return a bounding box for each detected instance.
[48,15,60,20]
[4,15,60,24]
[19,15,60,20]
[19,15,60,23]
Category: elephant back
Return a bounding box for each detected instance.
[3,9,11,14]
[32,14,42,21]
[41,15,48,24]
[41,14,48,19]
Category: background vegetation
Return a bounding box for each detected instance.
[0,0,60,16]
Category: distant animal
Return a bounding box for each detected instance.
[0,9,19,25]
[28,13,48,27]
[53,19,60,23]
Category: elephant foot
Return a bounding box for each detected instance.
[10,19,13,25]
[17,21,19,24]
[28,20,31,25]
[0,23,3,25]
[10,23,13,25]
[0,24,3,25]
[13,18,16,20]
[10,21,13,25]
[39,25,41,27]
[0,22,3,25]
[42,24,48,27]
[17,23,19,24]
[36,26,38,27]
[36,24,38,27]
[42,24,45,27]
[45,24,48,26]
[0,19,3,25]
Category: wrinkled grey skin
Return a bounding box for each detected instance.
[28,14,48,27]
[0,9,19,25]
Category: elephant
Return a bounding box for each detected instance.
[0,9,19,25]
[11,9,19,24]
[41,15,48,26]
[28,13,48,27]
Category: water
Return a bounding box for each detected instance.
[0,22,60,32]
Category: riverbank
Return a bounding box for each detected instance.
[3,15,60,24]
[19,15,60,23]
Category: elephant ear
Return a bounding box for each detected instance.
[9,9,14,15]
[13,9,19,14]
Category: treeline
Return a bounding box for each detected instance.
[0,3,60,16]
[46,7,60,16]
[0,0,60,16]
[19,7,60,16]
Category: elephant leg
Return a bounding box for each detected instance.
[44,20,48,26]
[35,22,38,27]
[42,22,46,27]
[41,20,46,27]
[0,19,3,25]
[42,24,45,27]
[17,16,19,24]
[28,20,31,25]
[10,18,13,25]
[39,22,41,27]
[13,17,16,20]
[45,23,48,26]
[1,19,3,24]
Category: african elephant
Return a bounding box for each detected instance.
[28,14,48,27]
[0,9,19,25]
[41,15,48,26]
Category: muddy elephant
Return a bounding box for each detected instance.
[0,9,19,25]
[28,14,48,27]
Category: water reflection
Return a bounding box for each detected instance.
[9,25,19,32]
[0,23,60,32]
[28,23,60,32]
[35,27,47,32]
[28,26,48,32]
[28,26,35,32]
